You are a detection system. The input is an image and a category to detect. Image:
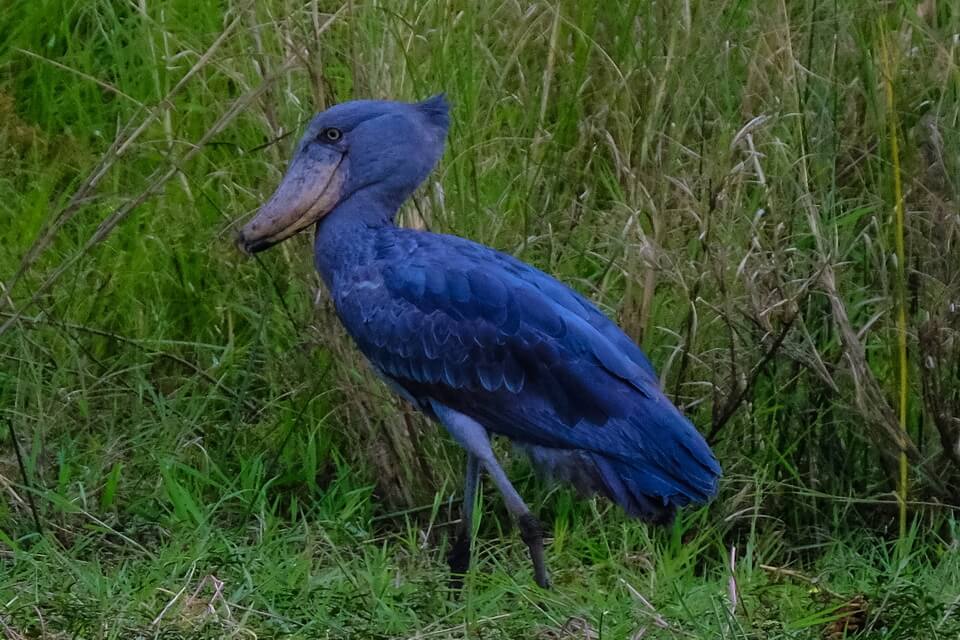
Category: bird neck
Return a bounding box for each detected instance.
[313,189,400,287]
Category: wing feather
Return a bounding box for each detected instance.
[335,229,720,510]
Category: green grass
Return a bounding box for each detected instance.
[1,0,959,637]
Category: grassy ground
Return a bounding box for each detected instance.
[1,0,959,637]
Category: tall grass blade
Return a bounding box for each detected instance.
[879,20,909,543]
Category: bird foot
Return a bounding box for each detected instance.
[447,532,472,591]
[518,513,551,589]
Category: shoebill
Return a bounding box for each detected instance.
[236,95,721,589]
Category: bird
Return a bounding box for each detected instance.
[237,95,721,589]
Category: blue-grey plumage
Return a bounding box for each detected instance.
[237,95,721,588]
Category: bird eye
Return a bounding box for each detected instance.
[320,127,342,143]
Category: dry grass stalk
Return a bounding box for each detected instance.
[1,9,249,309]
[879,22,910,540]
[819,266,918,462]
[0,51,303,341]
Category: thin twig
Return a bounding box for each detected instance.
[2,311,257,413]
[760,563,844,600]
[0,53,301,340]
[15,48,144,107]
[708,306,801,443]
[2,9,250,307]
[4,418,43,538]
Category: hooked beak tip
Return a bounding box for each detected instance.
[236,225,279,255]
[235,152,345,255]
[236,229,271,256]
[235,231,252,256]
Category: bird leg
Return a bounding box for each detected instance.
[478,449,551,589]
[432,401,551,589]
[447,453,480,585]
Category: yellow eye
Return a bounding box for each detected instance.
[321,127,342,142]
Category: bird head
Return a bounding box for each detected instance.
[237,95,449,254]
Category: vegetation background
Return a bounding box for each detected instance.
[1,0,959,637]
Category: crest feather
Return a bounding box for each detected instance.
[417,93,449,134]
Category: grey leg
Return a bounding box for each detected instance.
[432,401,551,588]
[462,454,481,532]
[447,454,480,582]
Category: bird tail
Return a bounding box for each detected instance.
[518,445,672,523]
[518,416,720,524]
[594,454,681,523]
[613,412,720,522]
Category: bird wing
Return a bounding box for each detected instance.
[333,229,720,513]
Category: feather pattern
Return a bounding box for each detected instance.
[330,227,721,521]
